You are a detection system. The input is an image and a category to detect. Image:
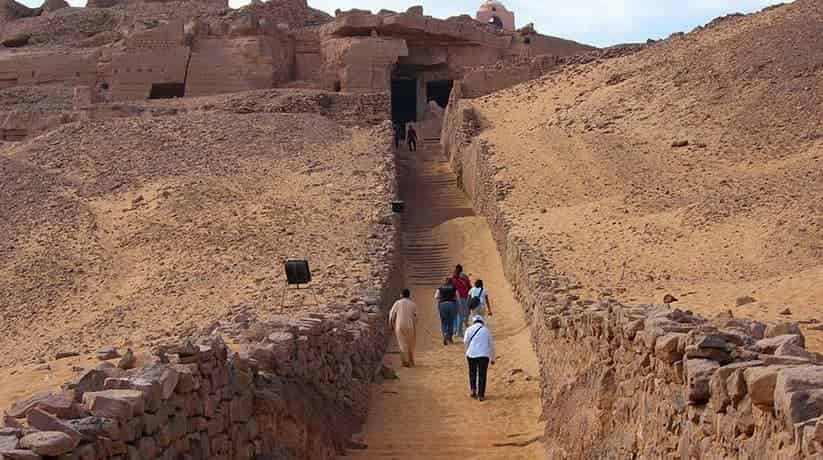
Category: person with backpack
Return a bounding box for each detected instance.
[452,265,472,339]
[467,279,493,320]
[464,315,495,401]
[435,278,457,345]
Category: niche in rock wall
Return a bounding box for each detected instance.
[426,79,453,109]
[148,82,186,99]
[2,128,28,141]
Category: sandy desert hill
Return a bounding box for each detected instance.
[472,0,823,348]
[0,93,394,380]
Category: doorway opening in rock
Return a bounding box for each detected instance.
[149,82,186,99]
[391,78,417,130]
[426,80,453,110]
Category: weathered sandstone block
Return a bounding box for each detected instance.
[25,409,83,444]
[19,431,76,456]
[686,359,720,404]
[83,390,144,420]
[756,335,805,354]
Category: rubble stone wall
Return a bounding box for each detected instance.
[441,95,823,459]
[1,120,403,460]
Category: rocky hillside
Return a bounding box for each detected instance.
[0,0,331,48]
[0,104,393,371]
[472,0,823,347]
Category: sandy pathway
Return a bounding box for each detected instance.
[344,143,544,459]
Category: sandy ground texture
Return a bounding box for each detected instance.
[472,0,823,349]
[346,144,544,459]
[0,110,394,408]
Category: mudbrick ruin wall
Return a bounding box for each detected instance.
[0,115,404,460]
[442,89,823,459]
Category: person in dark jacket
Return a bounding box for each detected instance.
[435,278,457,345]
[393,122,402,149]
[407,125,418,152]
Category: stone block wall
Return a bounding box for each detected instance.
[0,51,97,88]
[125,20,185,50]
[1,122,404,459]
[2,337,262,460]
[293,28,322,83]
[441,97,823,459]
[320,36,408,92]
[186,36,295,98]
[110,47,190,101]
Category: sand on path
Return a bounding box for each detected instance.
[345,143,544,459]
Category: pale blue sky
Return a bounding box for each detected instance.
[34,0,791,47]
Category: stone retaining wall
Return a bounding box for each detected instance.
[441,94,823,459]
[0,124,403,460]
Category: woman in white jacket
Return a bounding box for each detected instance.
[463,315,495,401]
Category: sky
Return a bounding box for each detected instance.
[40,0,792,48]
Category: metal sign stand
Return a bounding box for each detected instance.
[279,281,320,309]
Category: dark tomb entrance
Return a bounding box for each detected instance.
[426,79,453,110]
[391,78,417,128]
[149,82,186,99]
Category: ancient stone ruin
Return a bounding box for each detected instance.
[3,0,823,459]
[0,0,591,138]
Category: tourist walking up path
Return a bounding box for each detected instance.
[389,289,418,367]
[345,143,544,459]
[464,315,495,401]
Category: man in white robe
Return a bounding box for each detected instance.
[389,289,418,367]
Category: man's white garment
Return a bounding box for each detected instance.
[389,298,418,359]
[463,322,495,360]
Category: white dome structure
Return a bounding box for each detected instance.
[476,0,515,31]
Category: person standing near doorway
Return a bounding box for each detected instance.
[435,278,457,345]
[464,315,495,401]
[389,289,418,367]
[452,265,472,339]
[393,122,402,150]
[407,125,418,152]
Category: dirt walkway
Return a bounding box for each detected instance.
[344,143,544,459]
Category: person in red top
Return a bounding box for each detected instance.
[452,264,472,339]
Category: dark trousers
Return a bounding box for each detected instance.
[467,357,490,397]
[438,301,457,340]
[408,139,416,151]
